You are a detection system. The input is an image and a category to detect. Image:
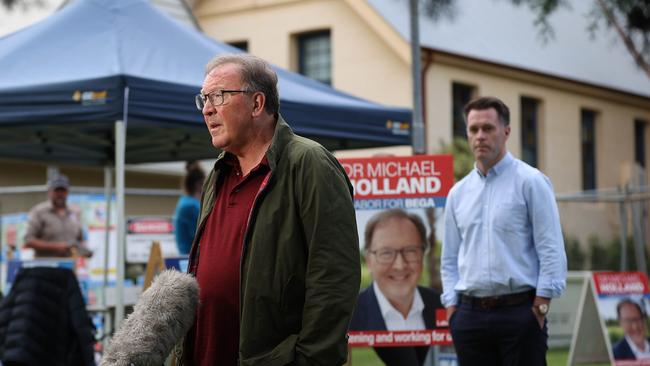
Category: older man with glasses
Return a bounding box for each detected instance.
[349,209,442,366]
[175,54,360,366]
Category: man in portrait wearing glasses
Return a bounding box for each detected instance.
[175,54,360,366]
[613,299,650,360]
[441,96,566,365]
[350,209,442,366]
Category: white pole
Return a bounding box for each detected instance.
[102,166,112,305]
[114,119,126,330]
[102,166,113,346]
[114,86,129,329]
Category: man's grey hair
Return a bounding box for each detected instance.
[364,209,428,251]
[205,54,280,118]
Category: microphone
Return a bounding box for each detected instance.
[100,270,199,366]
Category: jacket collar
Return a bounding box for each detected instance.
[265,114,293,171]
[213,114,294,172]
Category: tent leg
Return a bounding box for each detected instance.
[115,120,126,330]
[102,166,113,347]
[102,167,112,302]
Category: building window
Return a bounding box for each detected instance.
[452,82,475,139]
[635,119,647,168]
[228,41,248,52]
[581,109,597,190]
[521,97,539,168]
[297,30,331,85]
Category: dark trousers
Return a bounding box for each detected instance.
[449,302,548,366]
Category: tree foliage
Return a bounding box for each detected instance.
[437,137,474,182]
[419,0,650,78]
[2,0,44,11]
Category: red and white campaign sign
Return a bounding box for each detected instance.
[589,272,650,366]
[347,329,452,348]
[338,155,453,210]
[126,217,178,263]
[128,219,173,234]
[436,309,449,328]
[593,272,650,295]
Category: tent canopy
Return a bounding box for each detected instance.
[0,0,411,165]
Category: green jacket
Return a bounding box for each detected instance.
[178,116,360,366]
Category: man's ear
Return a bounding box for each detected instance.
[364,252,373,272]
[251,92,266,117]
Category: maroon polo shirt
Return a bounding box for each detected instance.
[192,155,269,366]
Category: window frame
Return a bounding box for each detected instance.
[297,30,332,85]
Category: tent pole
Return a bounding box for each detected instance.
[101,166,113,347]
[114,119,126,330]
[115,121,125,330]
[102,167,112,307]
[115,86,129,330]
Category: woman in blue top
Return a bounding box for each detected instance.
[174,161,205,255]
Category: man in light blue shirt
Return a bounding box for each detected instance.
[441,96,566,366]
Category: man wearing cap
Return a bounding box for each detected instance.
[24,175,90,258]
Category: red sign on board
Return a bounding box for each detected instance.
[127,218,173,234]
[593,272,650,295]
[347,329,452,347]
[338,155,453,210]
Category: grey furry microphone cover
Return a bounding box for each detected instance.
[101,270,199,366]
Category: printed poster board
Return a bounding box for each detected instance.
[1,194,118,304]
[568,271,650,365]
[594,272,650,365]
[0,212,28,251]
[126,217,178,263]
[341,155,456,365]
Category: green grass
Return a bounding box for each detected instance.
[347,347,609,366]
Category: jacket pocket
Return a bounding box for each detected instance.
[240,334,298,366]
[281,275,305,331]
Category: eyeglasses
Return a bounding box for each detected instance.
[195,89,251,110]
[621,316,646,325]
[367,246,424,265]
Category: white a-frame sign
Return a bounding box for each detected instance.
[569,271,650,366]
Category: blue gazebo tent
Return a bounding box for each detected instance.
[0,0,411,165]
[0,0,411,326]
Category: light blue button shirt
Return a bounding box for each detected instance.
[441,152,567,307]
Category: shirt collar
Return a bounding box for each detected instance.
[218,153,269,175]
[373,282,424,320]
[626,335,650,357]
[474,151,514,178]
[45,200,69,213]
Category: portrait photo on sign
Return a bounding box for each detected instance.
[596,293,650,362]
[337,154,455,365]
[348,207,454,366]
